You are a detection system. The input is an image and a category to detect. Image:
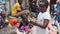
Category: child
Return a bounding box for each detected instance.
[30,0,51,34]
[18,13,33,34]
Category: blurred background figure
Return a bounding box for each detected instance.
[28,0,39,18]
[0,16,7,29]
[11,0,23,17]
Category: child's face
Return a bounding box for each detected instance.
[22,15,28,22]
[39,5,47,12]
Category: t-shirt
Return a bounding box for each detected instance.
[11,3,21,16]
[32,11,51,34]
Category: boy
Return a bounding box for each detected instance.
[8,17,18,27]
[11,0,22,16]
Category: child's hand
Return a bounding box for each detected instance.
[31,17,37,22]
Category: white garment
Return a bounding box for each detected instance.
[32,11,51,34]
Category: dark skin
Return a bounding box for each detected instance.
[18,0,23,5]
[30,5,49,29]
[16,9,27,17]
[20,14,33,27]
[39,4,47,13]
[16,0,23,12]
[19,14,32,34]
[31,19,49,29]
[21,14,29,23]
[28,0,37,10]
[16,0,27,17]
[23,15,33,34]
[18,0,23,9]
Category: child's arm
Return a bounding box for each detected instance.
[30,19,49,29]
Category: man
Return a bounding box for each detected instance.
[30,0,51,34]
[11,0,26,17]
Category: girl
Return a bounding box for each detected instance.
[18,14,33,34]
[30,0,51,34]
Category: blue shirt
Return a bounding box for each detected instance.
[57,4,60,11]
[56,14,60,22]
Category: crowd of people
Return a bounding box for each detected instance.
[0,0,59,34]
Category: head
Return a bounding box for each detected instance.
[21,14,28,22]
[1,11,6,18]
[38,0,48,13]
[18,0,23,5]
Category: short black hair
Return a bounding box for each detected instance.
[18,0,23,5]
[20,14,28,19]
[38,0,48,8]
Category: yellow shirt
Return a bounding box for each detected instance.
[11,3,21,16]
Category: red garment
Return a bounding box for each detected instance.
[9,18,18,26]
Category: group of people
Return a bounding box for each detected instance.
[0,0,57,34]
